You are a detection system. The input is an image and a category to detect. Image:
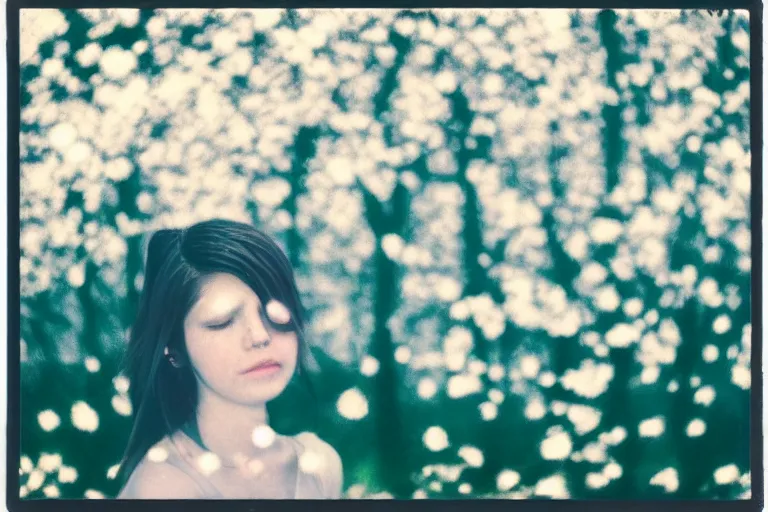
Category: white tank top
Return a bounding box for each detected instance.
[124,430,335,499]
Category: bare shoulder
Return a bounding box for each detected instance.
[118,459,205,499]
[295,432,343,498]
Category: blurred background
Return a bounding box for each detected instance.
[17,8,751,500]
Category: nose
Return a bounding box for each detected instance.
[244,313,271,349]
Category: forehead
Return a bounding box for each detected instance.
[190,273,260,312]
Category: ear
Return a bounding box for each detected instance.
[164,346,185,368]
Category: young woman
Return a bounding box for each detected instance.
[115,219,343,499]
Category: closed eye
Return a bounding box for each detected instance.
[268,319,295,333]
[207,318,234,330]
[260,309,295,333]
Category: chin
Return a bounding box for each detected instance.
[233,380,290,405]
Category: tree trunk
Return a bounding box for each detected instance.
[286,126,320,269]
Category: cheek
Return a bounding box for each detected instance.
[275,333,299,367]
[183,329,234,379]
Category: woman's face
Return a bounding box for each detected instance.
[182,273,299,406]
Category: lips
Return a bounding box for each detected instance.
[241,360,282,375]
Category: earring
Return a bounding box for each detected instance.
[164,346,182,368]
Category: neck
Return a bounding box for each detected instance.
[194,389,272,464]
